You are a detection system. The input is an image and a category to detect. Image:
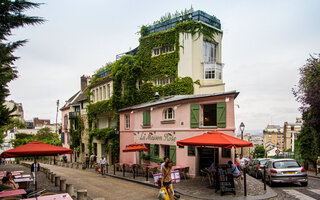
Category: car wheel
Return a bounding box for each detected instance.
[301,181,308,187]
[269,176,274,187]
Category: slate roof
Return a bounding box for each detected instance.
[60,91,80,110]
[119,91,239,112]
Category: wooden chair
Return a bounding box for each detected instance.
[180,167,189,180]
[124,164,132,173]
[149,167,158,177]
[200,169,212,185]
[141,165,147,177]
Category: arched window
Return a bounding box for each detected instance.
[164,108,174,120]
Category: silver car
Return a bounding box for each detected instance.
[264,159,308,187]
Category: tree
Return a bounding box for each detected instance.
[0,118,25,144]
[293,54,320,163]
[293,54,320,133]
[253,146,266,158]
[0,0,44,136]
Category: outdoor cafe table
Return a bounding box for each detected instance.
[14,177,33,189]
[147,165,186,170]
[0,189,26,198]
[25,193,73,200]
[14,174,31,178]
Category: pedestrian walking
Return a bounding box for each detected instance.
[161,160,174,200]
[99,156,106,176]
[160,156,169,173]
[85,154,90,169]
[90,154,95,168]
[31,159,40,184]
[317,156,320,174]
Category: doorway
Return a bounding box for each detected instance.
[198,147,219,173]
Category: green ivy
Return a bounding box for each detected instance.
[88,128,118,159]
[87,99,113,131]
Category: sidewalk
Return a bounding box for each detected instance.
[307,170,320,179]
[36,161,277,200]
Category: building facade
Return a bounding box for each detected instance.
[283,120,302,151]
[119,91,238,177]
[263,124,284,153]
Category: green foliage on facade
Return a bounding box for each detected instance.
[69,117,84,151]
[87,99,113,131]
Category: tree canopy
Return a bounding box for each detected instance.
[253,146,266,158]
[0,0,44,141]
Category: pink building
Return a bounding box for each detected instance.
[119,91,239,177]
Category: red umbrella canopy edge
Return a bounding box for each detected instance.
[177,131,253,149]
[1,141,73,158]
[123,144,148,152]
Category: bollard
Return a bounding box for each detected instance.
[106,163,108,174]
[60,179,66,192]
[51,174,56,183]
[123,164,125,177]
[133,165,135,179]
[114,164,116,175]
[263,166,266,191]
[146,167,149,182]
[49,172,53,180]
[77,189,87,200]
[55,176,60,187]
[243,167,247,196]
[66,184,74,197]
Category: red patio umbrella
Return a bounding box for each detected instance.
[122,143,148,164]
[177,131,253,148]
[123,143,148,152]
[0,141,73,158]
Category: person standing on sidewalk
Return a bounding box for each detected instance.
[31,159,40,184]
[85,154,90,169]
[99,156,106,176]
[161,160,174,200]
[317,156,320,174]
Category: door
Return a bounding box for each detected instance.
[198,147,219,174]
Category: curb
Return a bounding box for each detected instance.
[308,175,320,179]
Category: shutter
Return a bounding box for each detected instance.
[143,110,151,126]
[170,145,176,166]
[61,132,65,144]
[217,102,226,128]
[150,144,155,161]
[190,104,199,128]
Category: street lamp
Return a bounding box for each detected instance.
[240,122,245,155]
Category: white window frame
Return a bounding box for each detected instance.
[125,114,130,129]
[164,108,174,120]
[203,41,217,63]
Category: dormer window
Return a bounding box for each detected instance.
[164,108,174,120]
[152,45,174,57]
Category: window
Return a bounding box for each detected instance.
[61,132,65,144]
[291,126,294,131]
[137,80,143,89]
[203,104,217,126]
[95,89,98,102]
[204,66,215,79]
[125,114,130,129]
[93,143,97,155]
[154,144,159,157]
[81,143,85,153]
[92,92,95,102]
[152,45,174,56]
[103,86,106,100]
[188,146,196,156]
[107,84,111,99]
[143,110,151,126]
[64,114,68,130]
[163,145,170,158]
[99,87,102,100]
[203,41,217,63]
[222,148,231,158]
[154,77,173,86]
[164,108,174,120]
[203,63,222,80]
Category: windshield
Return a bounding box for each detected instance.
[273,161,300,169]
[260,160,268,165]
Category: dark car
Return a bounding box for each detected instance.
[252,158,269,178]
[246,159,256,176]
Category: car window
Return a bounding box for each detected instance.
[273,161,300,168]
[260,160,268,165]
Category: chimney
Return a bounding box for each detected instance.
[81,75,88,91]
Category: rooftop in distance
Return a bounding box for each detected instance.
[146,10,221,35]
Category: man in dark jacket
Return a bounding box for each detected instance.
[31,159,40,184]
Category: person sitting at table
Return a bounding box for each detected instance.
[207,161,215,171]
[161,160,174,200]
[6,172,15,180]
[228,160,241,178]
[1,176,19,190]
[160,156,169,173]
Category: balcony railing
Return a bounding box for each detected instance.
[146,10,221,35]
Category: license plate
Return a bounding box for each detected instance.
[284,172,296,175]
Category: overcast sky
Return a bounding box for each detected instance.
[7,0,320,134]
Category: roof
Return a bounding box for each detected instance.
[89,75,113,89]
[60,91,80,110]
[119,91,239,112]
[72,87,88,103]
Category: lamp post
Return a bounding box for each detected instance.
[240,122,245,155]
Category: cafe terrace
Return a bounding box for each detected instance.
[119,91,239,177]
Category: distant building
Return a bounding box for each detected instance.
[33,117,50,127]
[235,133,254,157]
[3,100,24,122]
[283,119,302,151]
[263,124,284,156]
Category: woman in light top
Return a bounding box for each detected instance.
[161,160,174,200]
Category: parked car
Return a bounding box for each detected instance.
[263,159,308,187]
[246,159,256,176]
[252,158,269,178]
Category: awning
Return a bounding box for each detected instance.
[0,141,73,158]
[177,131,253,149]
